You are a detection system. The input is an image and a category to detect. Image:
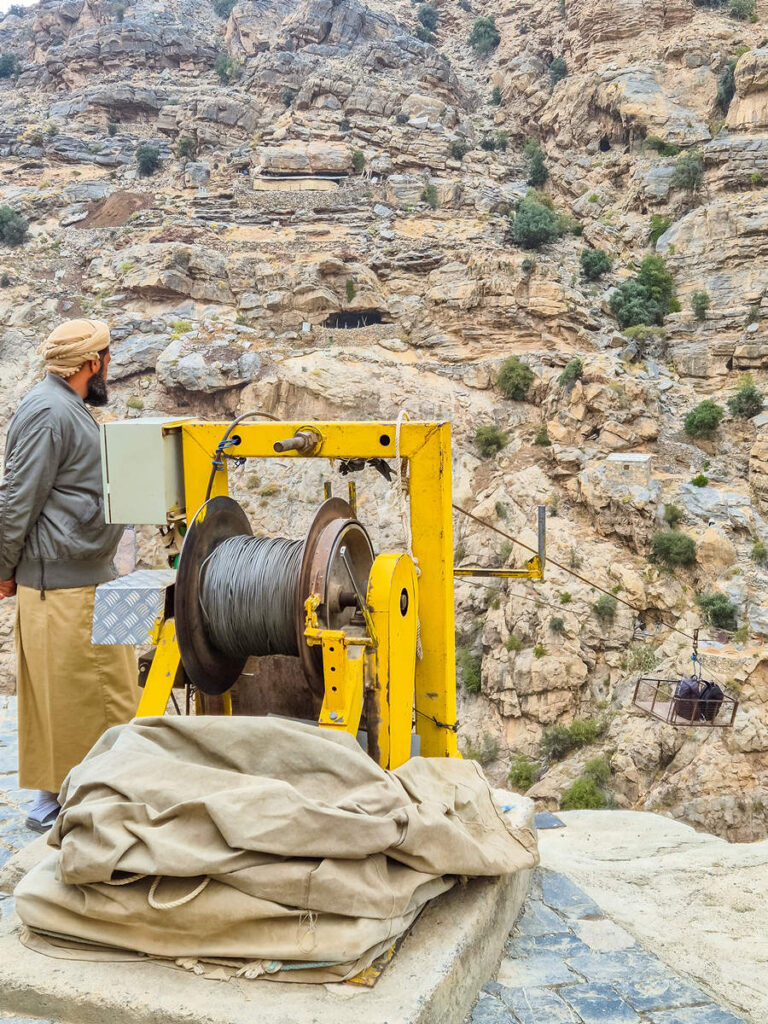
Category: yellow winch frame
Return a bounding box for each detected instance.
[138,420,458,763]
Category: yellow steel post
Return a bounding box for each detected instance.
[367,553,418,769]
[408,423,458,758]
[136,619,181,717]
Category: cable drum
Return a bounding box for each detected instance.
[199,536,304,660]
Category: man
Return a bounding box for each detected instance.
[0,319,138,831]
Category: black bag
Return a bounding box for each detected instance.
[698,680,724,722]
[673,676,700,721]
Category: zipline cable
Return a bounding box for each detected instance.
[452,502,696,643]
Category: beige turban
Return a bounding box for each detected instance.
[40,319,110,378]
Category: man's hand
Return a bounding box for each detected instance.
[0,579,17,600]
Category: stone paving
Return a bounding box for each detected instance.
[472,868,749,1024]
[0,696,753,1024]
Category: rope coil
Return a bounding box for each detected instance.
[199,536,303,659]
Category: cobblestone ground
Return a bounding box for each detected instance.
[472,868,749,1024]
[0,697,753,1024]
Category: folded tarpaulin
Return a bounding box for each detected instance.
[15,716,538,982]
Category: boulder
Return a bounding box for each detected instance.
[156,337,261,393]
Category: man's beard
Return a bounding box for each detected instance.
[84,368,108,407]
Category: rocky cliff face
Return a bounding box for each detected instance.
[1,0,767,841]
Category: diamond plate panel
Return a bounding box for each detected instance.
[92,569,176,645]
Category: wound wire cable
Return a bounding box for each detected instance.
[199,536,303,659]
[452,502,696,643]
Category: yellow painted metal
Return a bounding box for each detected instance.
[407,422,458,757]
[367,553,418,769]
[316,632,365,736]
[136,618,180,717]
[454,554,543,581]
[166,420,459,759]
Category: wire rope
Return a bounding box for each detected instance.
[452,502,697,643]
[199,535,303,659]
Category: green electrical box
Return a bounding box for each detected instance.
[101,418,190,525]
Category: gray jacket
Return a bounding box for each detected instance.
[0,373,123,590]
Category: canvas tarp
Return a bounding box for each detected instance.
[15,717,538,982]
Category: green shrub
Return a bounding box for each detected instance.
[671,152,704,192]
[540,718,603,762]
[728,378,764,418]
[505,634,523,651]
[497,355,534,400]
[135,144,160,177]
[214,54,241,83]
[750,172,765,187]
[281,87,297,107]
[549,57,567,84]
[664,503,684,527]
[521,257,536,275]
[533,644,547,659]
[583,756,611,785]
[580,248,612,280]
[558,358,583,389]
[421,183,438,209]
[456,646,482,692]
[480,136,496,152]
[697,592,738,630]
[469,15,500,54]
[549,616,565,634]
[512,193,560,249]
[684,399,724,438]
[495,501,507,520]
[417,3,439,30]
[751,538,767,565]
[691,473,709,487]
[0,271,10,287]
[0,53,19,79]
[508,755,536,791]
[648,214,672,246]
[717,61,737,114]
[627,643,658,672]
[643,135,681,157]
[107,120,118,136]
[593,594,618,623]
[560,778,606,810]
[351,149,365,173]
[651,530,697,567]
[496,130,508,152]
[609,254,675,329]
[0,206,28,247]
[415,25,435,42]
[560,592,572,604]
[176,135,195,159]
[462,732,499,765]
[450,140,470,161]
[212,0,236,16]
[491,85,502,105]
[345,279,356,302]
[691,290,711,321]
[729,0,756,19]
[475,425,508,458]
[534,427,551,446]
[523,139,547,187]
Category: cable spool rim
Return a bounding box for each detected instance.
[296,498,374,696]
[175,496,252,695]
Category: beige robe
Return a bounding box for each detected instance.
[16,583,138,792]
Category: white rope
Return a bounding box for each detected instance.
[395,410,423,660]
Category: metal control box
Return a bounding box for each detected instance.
[101,418,189,525]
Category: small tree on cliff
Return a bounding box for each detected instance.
[469,16,500,55]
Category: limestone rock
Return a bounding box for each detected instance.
[156,336,261,392]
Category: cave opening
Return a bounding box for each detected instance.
[599,136,612,152]
[323,309,391,329]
